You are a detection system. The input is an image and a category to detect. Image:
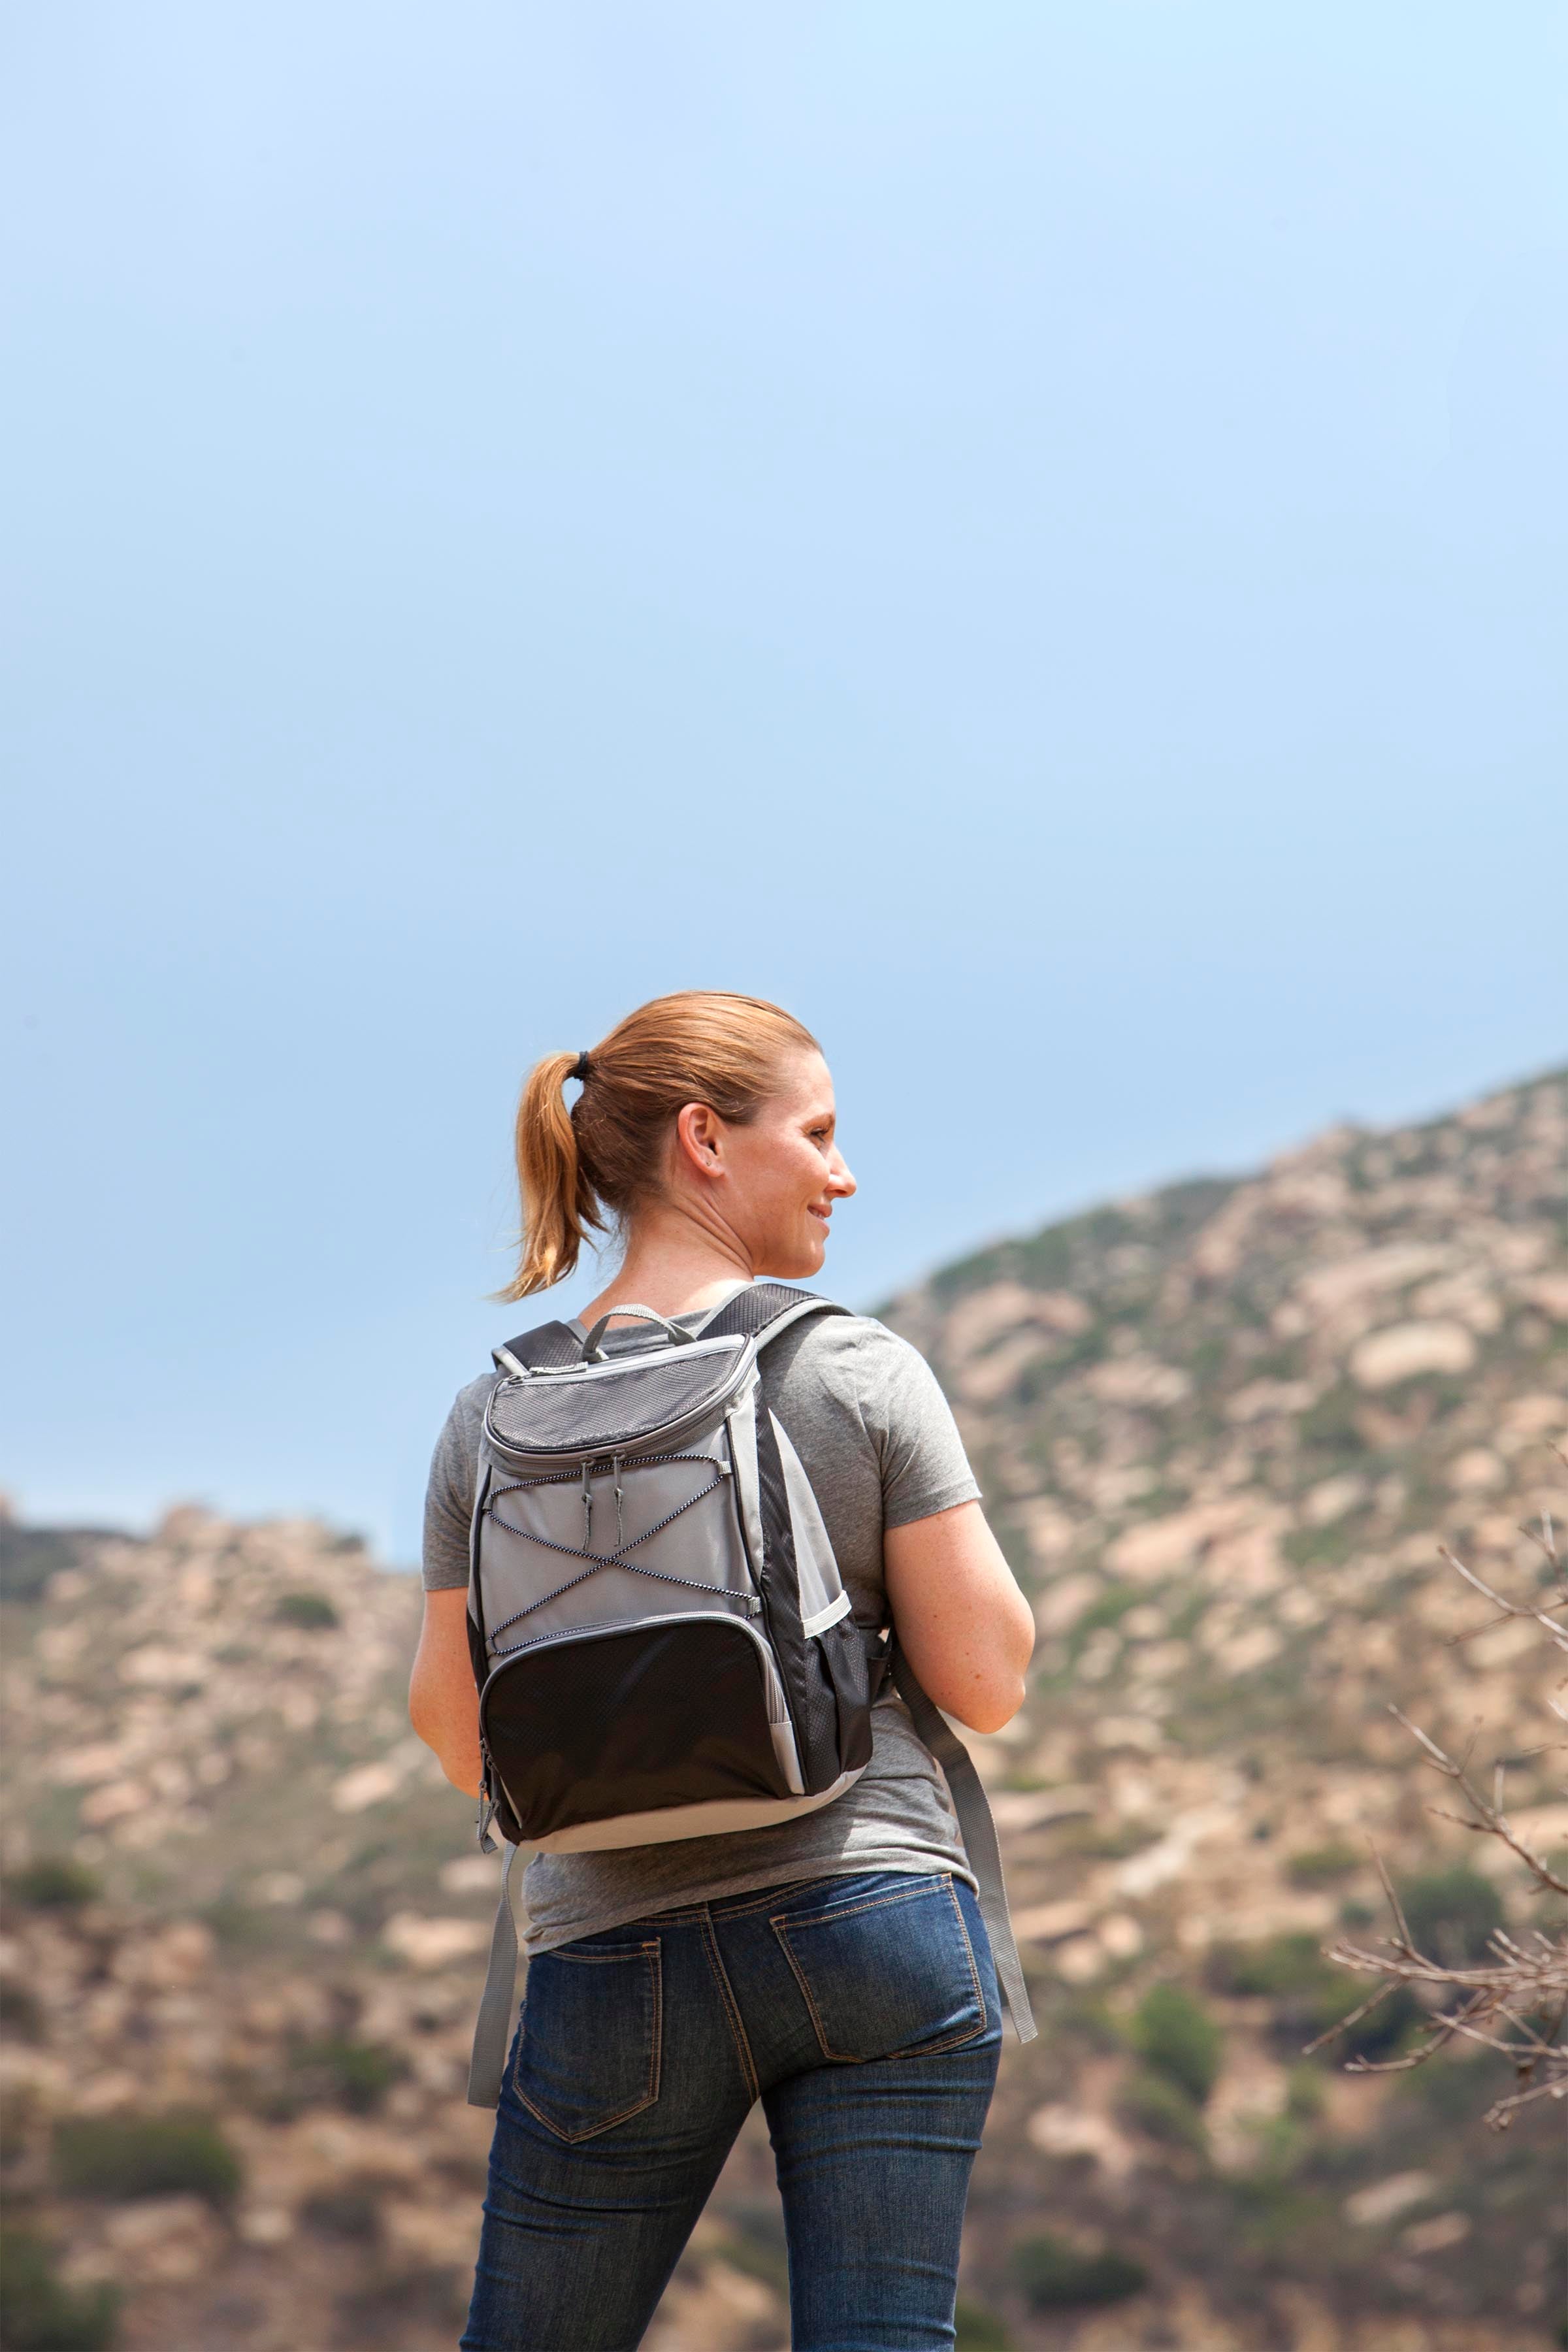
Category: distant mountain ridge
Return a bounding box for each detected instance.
[1,1067,1564,2350]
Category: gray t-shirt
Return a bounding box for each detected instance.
[421,1301,982,1954]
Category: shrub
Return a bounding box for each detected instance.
[1011,2232,1149,2310]
[287,2038,404,2115]
[300,2182,385,2242]
[0,2229,120,2350]
[953,2296,1013,2348]
[1208,1931,1420,2059]
[1397,1867,1503,1968]
[7,1858,100,1911]
[1117,2068,1209,2155]
[52,2111,242,2206]
[335,2268,465,2347]
[0,1981,42,2041]
[272,1590,339,1631]
[1286,1842,1362,1886]
[1132,1983,1222,2105]
[1298,1384,1369,1458]
[1284,2064,1326,2122]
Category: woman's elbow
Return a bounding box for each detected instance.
[953,1672,1028,1736]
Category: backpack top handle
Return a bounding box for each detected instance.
[578,1303,701,1363]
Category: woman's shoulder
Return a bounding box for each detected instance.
[769,1307,947,1414]
[433,1371,495,1476]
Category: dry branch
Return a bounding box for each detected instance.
[1318,1456,1568,2130]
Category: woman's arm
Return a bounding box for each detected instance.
[883,1500,1035,1734]
[409,1588,483,1797]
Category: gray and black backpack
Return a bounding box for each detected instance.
[464,1283,1034,2104]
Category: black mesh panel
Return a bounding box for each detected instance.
[753,1408,845,1792]
[822,1616,875,1772]
[481,1620,790,1842]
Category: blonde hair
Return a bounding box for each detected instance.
[500,990,821,1299]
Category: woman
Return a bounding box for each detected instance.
[411,990,1034,2351]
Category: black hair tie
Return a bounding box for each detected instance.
[570,1051,592,1083]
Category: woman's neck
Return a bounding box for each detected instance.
[579,1205,754,1328]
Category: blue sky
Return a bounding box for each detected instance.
[3,3,1564,1561]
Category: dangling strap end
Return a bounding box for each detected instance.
[466,1843,523,2108]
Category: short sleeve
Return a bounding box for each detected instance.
[421,1378,490,1591]
[862,1324,981,1531]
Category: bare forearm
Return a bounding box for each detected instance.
[409,1590,483,1797]
[884,1502,1034,1733]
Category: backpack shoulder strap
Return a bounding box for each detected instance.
[696,1282,849,1351]
[890,1644,1037,2046]
[491,1320,581,1376]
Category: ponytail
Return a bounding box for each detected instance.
[502,1051,605,1299]
[499,992,819,1299]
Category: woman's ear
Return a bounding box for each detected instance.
[674,1101,725,1181]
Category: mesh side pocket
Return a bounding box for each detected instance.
[482,1618,791,1843]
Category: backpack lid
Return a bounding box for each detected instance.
[484,1333,755,1463]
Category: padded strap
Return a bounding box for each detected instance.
[698,1283,849,1348]
[890,1648,1037,2045]
[466,1842,524,2108]
[494,1320,582,1374]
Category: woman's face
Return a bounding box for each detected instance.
[677,1049,857,1276]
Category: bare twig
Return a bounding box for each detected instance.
[1318,1452,1568,2129]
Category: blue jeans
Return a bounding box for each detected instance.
[462,1869,1002,2351]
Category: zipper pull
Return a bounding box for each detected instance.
[612,1454,624,1552]
[581,1462,593,1554]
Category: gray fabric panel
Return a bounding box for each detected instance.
[724,1378,767,1584]
[479,1433,751,1652]
[768,1409,845,1628]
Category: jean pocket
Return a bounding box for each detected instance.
[511,1938,662,2141]
[772,1875,986,2063]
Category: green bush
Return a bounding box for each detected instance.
[1284,2064,1326,2122]
[1398,1868,1503,1968]
[6,1859,100,1911]
[1209,1931,1420,2059]
[301,2182,385,2242]
[0,2229,120,2350]
[272,1590,339,1631]
[287,2038,404,2115]
[1117,2068,1209,2155]
[0,1981,42,2041]
[1011,2232,1149,2310]
[1132,1983,1222,2104]
[1286,1842,1362,1886]
[335,2268,465,2347]
[953,2295,1013,2349]
[52,2112,242,2206]
[1298,1384,1369,1458]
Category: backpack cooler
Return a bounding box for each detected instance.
[465,1282,1035,2104]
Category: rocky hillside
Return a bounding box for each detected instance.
[2,1068,1564,2351]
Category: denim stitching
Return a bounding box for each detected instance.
[699,1909,759,2104]
[619,1871,854,1930]
[772,1876,988,2064]
[939,1876,988,2036]
[766,1875,945,1933]
[513,1940,663,2142]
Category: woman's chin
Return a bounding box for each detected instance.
[764,1229,827,1280]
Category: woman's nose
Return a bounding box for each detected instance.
[830,1152,857,1198]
